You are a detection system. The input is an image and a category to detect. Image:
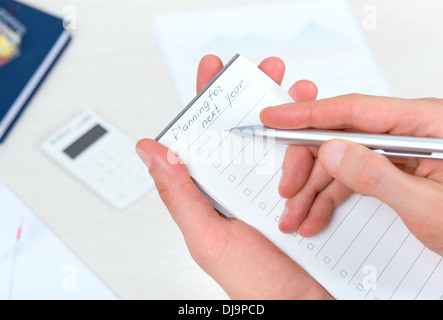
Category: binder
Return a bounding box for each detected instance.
[0,0,71,142]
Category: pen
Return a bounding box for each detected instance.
[227,125,443,159]
[9,216,24,300]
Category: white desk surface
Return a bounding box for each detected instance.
[1,0,442,299]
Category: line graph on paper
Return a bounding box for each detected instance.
[0,213,24,300]
[0,185,117,300]
[191,21,353,62]
[152,0,391,105]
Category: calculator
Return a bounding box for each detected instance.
[42,110,153,210]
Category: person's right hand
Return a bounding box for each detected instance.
[260,94,443,256]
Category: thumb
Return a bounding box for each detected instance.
[135,139,221,238]
[318,139,422,214]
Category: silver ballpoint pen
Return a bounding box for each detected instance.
[228,125,443,159]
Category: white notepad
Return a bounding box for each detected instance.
[156,54,443,300]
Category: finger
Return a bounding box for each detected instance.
[288,80,318,102]
[279,146,314,198]
[197,55,224,93]
[279,159,333,233]
[197,55,286,95]
[279,80,319,198]
[279,194,312,235]
[414,158,443,180]
[136,139,222,238]
[318,139,443,254]
[317,139,437,221]
[257,57,286,86]
[260,94,443,137]
[298,180,352,237]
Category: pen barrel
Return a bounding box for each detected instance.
[249,128,443,154]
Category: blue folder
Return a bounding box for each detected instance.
[0,0,71,142]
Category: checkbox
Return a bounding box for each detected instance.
[243,188,251,196]
[323,256,331,264]
[212,161,220,168]
[356,283,364,291]
[291,232,298,237]
[307,243,315,251]
[340,270,347,278]
[228,174,236,182]
[259,202,267,210]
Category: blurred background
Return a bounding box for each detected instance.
[0,0,442,299]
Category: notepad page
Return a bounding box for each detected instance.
[156,55,443,300]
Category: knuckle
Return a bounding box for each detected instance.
[340,93,362,127]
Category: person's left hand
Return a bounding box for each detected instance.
[136,55,332,299]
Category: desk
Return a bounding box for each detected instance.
[1,0,442,299]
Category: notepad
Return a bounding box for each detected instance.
[156,54,443,300]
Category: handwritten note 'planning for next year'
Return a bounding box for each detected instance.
[156,54,443,300]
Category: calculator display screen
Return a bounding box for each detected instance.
[63,124,107,159]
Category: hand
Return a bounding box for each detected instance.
[136,55,332,299]
[261,94,443,256]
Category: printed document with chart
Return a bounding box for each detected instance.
[152,0,391,104]
[0,184,117,300]
[156,54,443,300]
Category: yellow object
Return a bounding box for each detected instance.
[0,9,25,66]
[0,35,16,57]
[0,21,21,58]
[0,33,18,58]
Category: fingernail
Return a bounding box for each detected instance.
[279,168,285,187]
[321,140,347,173]
[136,146,152,168]
[279,205,289,226]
